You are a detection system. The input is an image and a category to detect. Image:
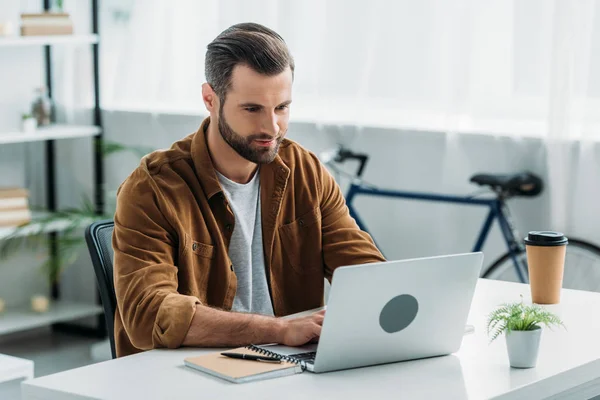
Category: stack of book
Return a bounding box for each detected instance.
[0,188,32,227]
[20,12,73,36]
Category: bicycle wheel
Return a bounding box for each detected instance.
[482,238,600,293]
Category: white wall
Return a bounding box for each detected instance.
[101,111,553,269]
[0,104,584,312]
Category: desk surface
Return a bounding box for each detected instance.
[0,354,33,385]
[22,279,600,400]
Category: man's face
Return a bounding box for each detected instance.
[216,64,293,164]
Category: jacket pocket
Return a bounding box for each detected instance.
[181,233,215,259]
[192,240,215,259]
[179,233,215,299]
[279,207,323,273]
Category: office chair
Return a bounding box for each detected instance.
[85,220,117,359]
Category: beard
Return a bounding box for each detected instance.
[218,106,284,164]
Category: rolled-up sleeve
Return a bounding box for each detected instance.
[314,154,386,280]
[113,169,200,350]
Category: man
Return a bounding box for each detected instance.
[113,22,384,358]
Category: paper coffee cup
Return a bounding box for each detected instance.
[525,231,568,304]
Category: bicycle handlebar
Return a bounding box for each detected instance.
[334,148,370,178]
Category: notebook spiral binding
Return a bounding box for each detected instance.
[246,345,307,371]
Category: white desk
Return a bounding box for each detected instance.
[0,354,33,384]
[21,279,600,400]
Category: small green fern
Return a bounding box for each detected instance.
[486,296,565,343]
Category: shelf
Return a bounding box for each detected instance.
[0,353,34,384]
[0,3,104,339]
[0,212,94,241]
[0,301,102,336]
[0,125,101,145]
[0,34,98,47]
[105,101,207,117]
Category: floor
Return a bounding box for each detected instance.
[0,330,109,400]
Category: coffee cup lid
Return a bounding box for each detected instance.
[524,231,568,246]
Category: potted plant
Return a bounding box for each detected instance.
[487,297,565,368]
[21,113,37,133]
[0,141,153,285]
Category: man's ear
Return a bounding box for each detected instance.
[202,83,217,113]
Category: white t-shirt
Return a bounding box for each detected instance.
[216,171,274,316]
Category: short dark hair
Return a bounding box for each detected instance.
[205,23,295,99]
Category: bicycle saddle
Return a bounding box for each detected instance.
[470,172,543,197]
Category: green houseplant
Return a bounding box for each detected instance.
[0,141,153,285]
[487,297,565,368]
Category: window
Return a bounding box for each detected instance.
[99,0,600,138]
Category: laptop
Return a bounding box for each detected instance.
[258,252,483,373]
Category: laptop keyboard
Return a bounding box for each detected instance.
[289,351,317,365]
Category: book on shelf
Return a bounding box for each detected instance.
[21,13,70,20]
[20,12,73,36]
[0,209,31,227]
[0,188,31,227]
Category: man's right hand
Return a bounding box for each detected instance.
[278,310,326,347]
[182,304,326,348]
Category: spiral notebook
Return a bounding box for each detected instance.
[184,345,306,384]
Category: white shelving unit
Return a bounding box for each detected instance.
[0,353,34,384]
[0,26,105,337]
[0,301,102,336]
[0,34,98,47]
[0,125,101,145]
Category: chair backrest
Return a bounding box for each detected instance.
[85,220,117,359]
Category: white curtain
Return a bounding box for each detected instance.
[99,0,600,239]
[544,0,599,234]
[100,0,600,130]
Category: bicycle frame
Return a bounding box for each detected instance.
[345,182,529,283]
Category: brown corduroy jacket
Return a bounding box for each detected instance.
[112,118,385,357]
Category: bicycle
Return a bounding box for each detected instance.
[320,146,600,292]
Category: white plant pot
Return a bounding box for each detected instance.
[22,118,37,133]
[505,327,542,368]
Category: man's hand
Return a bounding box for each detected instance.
[279,310,326,346]
[183,305,326,348]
